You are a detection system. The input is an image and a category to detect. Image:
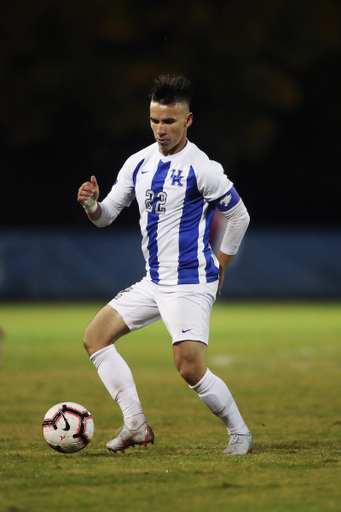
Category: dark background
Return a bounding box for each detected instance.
[1,0,340,229]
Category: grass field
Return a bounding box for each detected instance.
[0,301,340,512]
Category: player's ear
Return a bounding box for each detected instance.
[185,112,193,128]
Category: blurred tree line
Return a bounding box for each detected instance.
[1,0,340,227]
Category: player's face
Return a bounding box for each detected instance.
[150,101,193,156]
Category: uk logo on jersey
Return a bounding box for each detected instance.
[170,169,184,187]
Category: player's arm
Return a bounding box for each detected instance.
[78,163,136,227]
[215,187,250,295]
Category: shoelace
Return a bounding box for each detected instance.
[229,435,240,444]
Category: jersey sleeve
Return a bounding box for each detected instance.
[194,159,232,203]
[91,156,138,227]
[103,155,138,208]
[193,151,250,255]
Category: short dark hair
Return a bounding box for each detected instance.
[150,74,191,106]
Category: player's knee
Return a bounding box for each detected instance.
[177,361,201,386]
[83,323,99,356]
[178,366,193,384]
[83,330,92,356]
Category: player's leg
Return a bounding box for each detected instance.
[159,281,253,454]
[173,340,250,433]
[173,340,253,455]
[85,305,148,435]
[83,304,129,356]
[85,280,160,452]
[172,340,207,386]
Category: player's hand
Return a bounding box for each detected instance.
[77,175,99,204]
[217,265,225,296]
[216,251,235,295]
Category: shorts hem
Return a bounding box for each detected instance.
[172,338,208,346]
[107,302,137,332]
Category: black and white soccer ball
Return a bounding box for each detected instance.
[42,402,94,453]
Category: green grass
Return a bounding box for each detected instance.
[0,301,341,512]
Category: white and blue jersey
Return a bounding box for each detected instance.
[98,140,241,285]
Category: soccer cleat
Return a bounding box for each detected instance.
[223,433,254,455]
[106,422,154,453]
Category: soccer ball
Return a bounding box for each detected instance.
[42,402,94,453]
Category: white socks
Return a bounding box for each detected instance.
[90,345,146,430]
[91,346,249,436]
[190,368,249,435]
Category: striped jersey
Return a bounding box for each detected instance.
[100,140,236,285]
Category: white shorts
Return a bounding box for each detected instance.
[108,277,218,345]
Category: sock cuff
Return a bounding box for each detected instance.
[90,344,117,369]
[190,368,234,415]
[189,368,212,391]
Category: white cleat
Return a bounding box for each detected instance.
[223,433,254,455]
[106,422,154,453]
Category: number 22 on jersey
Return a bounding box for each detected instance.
[145,189,168,215]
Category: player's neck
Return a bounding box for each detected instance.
[158,138,188,157]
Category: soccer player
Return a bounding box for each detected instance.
[77,75,253,455]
